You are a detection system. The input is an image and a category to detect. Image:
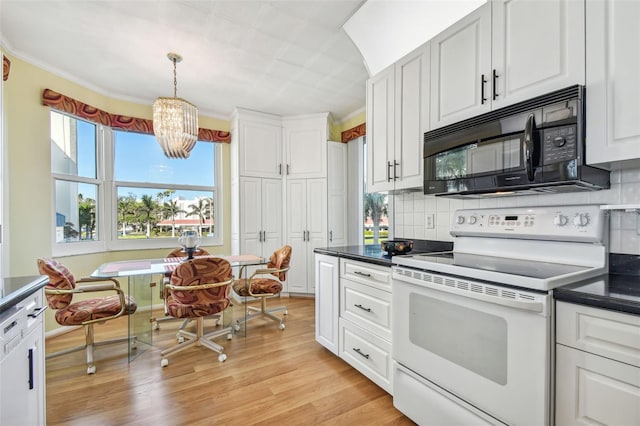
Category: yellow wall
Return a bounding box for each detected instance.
[2,54,234,331]
[332,110,366,141]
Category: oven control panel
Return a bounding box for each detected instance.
[450,205,606,242]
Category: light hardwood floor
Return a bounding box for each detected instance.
[45,297,414,425]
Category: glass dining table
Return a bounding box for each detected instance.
[91,254,267,362]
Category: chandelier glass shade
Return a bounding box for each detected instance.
[153,53,198,159]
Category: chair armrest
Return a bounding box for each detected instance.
[46,277,128,325]
[165,278,233,293]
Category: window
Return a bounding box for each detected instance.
[50,110,222,255]
[51,111,103,254]
[112,131,220,249]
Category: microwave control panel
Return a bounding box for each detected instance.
[541,125,577,165]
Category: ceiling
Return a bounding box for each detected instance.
[0,0,370,121]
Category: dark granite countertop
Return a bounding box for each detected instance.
[0,275,49,314]
[554,254,640,316]
[314,240,453,267]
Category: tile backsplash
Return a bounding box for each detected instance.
[394,167,640,255]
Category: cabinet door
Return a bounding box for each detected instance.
[394,42,429,190]
[306,179,327,293]
[328,142,348,247]
[315,254,339,355]
[492,0,585,108]
[430,3,491,129]
[586,0,640,168]
[284,120,327,179]
[556,344,640,426]
[239,177,262,256]
[286,179,308,293]
[261,178,283,257]
[366,65,396,192]
[239,120,282,178]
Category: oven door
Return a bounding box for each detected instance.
[392,268,551,426]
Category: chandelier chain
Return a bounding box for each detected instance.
[173,57,178,98]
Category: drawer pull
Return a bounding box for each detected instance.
[353,347,370,359]
[354,304,372,313]
[354,271,371,278]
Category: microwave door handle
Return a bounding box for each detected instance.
[523,113,536,181]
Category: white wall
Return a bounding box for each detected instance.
[394,168,640,255]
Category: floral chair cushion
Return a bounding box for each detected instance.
[37,257,76,309]
[166,257,232,319]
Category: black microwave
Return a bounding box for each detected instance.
[424,85,610,198]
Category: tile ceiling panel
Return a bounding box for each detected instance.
[0,0,367,120]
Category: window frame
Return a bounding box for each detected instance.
[51,110,223,256]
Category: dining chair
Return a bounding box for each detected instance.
[160,257,234,366]
[154,247,215,338]
[232,245,292,330]
[37,257,138,375]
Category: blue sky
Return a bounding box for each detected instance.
[77,121,215,200]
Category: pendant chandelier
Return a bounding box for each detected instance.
[153,53,198,159]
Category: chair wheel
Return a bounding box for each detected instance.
[218,353,227,362]
[161,358,169,367]
[177,336,185,344]
[153,322,160,330]
[279,323,285,330]
[284,310,288,315]
[227,333,233,340]
[233,322,241,331]
[87,365,96,375]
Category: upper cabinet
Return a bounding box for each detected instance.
[367,42,430,193]
[430,0,585,129]
[585,0,640,169]
[234,109,283,179]
[282,114,329,179]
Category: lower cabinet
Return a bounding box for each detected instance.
[555,301,640,426]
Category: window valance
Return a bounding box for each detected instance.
[2,55,10,81]
[41,88,231,143]
[341,122,366,143]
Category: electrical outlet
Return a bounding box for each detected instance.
[426,213,435,229]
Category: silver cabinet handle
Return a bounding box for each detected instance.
[287,164,290,175]
[492,69,499,100]
[387,161,392,182]
[481,73,487,104]
[393,161,399,180]
[354,303,371,313]
[354,271,371,277]
[278,164,282,175]
[329,230,333,242]
[353,347,370,359]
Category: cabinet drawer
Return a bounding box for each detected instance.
[556,344,640,426]
[340,259,390,292]
[339,318,392,394]
[340,278,391,341]
[556,301,640,368]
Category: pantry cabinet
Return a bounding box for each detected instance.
[238,177,283,259]
[286,178,327,294]
[327,141,348,247]
[585,0,640,169]
[367,42,429,193]
[282,114,329,179]
[234,109,283,179]
[430,0,585,129]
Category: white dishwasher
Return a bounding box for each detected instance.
[0,295,46,426]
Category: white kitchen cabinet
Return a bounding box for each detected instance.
[430,4,491,129]
[286,178,327,294]
[555,302,640,425]
[315,254,339,355]
[431,0,585,130]
[233,108,283,179]
[327,141,347,247]
[586,0,640,169]
[367,42,429,193]
[338,258,393,394]
[283,114,329,179]
[238,177,283,259]
[491,0,585,108]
